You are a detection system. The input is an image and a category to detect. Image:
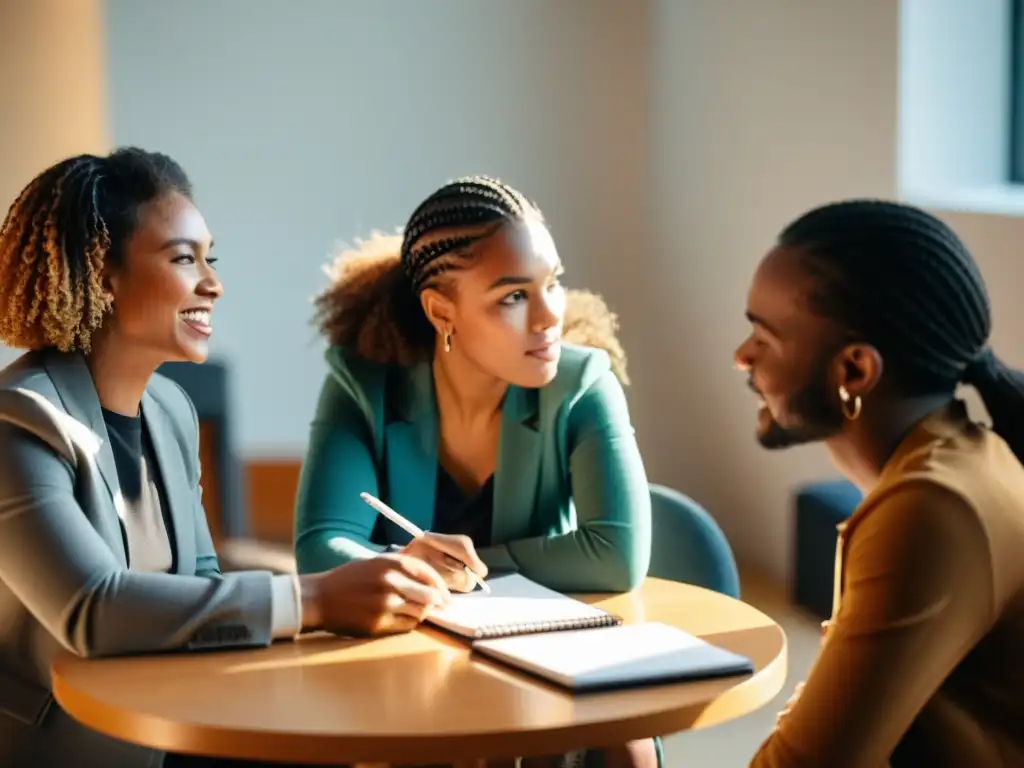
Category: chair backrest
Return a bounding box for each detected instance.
[157,359,247,542]
[648,483,741,598]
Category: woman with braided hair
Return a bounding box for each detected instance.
[735,200,1024,767]
[0,149,456,767]
[295,176,657,768]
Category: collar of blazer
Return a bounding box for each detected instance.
[327,346,545,545]
[30,349,197,570]
[386,357,541,428]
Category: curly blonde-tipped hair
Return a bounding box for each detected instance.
[313,231,630,385]
[0,149,192,352]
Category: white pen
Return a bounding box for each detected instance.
[359,492,491,594]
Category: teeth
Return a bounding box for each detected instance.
[181,309,211,326]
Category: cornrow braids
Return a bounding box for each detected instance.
[315,177,631,382]
[400,176,535,293]
[780,199,1024,463]
[315,176,539,362]
[0,148,192,353]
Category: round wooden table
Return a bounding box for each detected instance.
[51,578,787,764]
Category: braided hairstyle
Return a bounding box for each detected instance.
[314,175,629,381]
[779,199,1024,462]
[401,176,534,294]
[0,148,192,353]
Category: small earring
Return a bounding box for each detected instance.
[838,385,862,421]
[443,331,451,353]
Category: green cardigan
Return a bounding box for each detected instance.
[293,342,651,593]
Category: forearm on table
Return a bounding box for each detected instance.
[63,570,278,657]
[478,525,646,592]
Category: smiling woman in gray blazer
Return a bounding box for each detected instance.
[0,149,452,767]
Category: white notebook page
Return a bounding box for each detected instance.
[426,573,613,638]
[473,622,751,689]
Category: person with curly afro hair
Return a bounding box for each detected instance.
[295,175,658,768]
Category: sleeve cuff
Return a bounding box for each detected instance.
[270,573,303,640]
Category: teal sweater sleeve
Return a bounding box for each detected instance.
[477,370,652,592]
[293,373,386,573]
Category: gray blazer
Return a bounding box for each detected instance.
[0,349,277,767]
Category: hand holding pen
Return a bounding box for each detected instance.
[360,492,491,594]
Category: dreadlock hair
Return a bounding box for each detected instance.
[779,199,1024,463]
[0,148,192,354]
[314,175,629,383]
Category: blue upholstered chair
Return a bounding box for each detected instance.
[793,479,862,619]
[647,484,741,598]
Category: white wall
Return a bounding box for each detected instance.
[82,0,1024,582]
[0,0,110,367]
[648,1,900,579]
[103,0,653,457]
[643,0,1024,581]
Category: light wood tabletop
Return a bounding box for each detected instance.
[51,578,787,764]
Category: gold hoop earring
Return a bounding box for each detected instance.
[838,385,862,421]
[443,331,451,353]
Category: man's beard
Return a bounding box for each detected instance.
[756,367,844,450]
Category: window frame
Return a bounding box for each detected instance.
[1009,0,1024,182]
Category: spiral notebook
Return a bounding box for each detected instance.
[426,573,621,639]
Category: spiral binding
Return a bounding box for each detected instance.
[472,612,622,640]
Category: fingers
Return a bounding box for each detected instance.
[365,568,449,635]
[388,554,451,599]
[409,548,477,593]
[384,588,437,620]
[400,541,462,578]
[439,564,477,593]
[423,533,489,580]
[418,548,482,593]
